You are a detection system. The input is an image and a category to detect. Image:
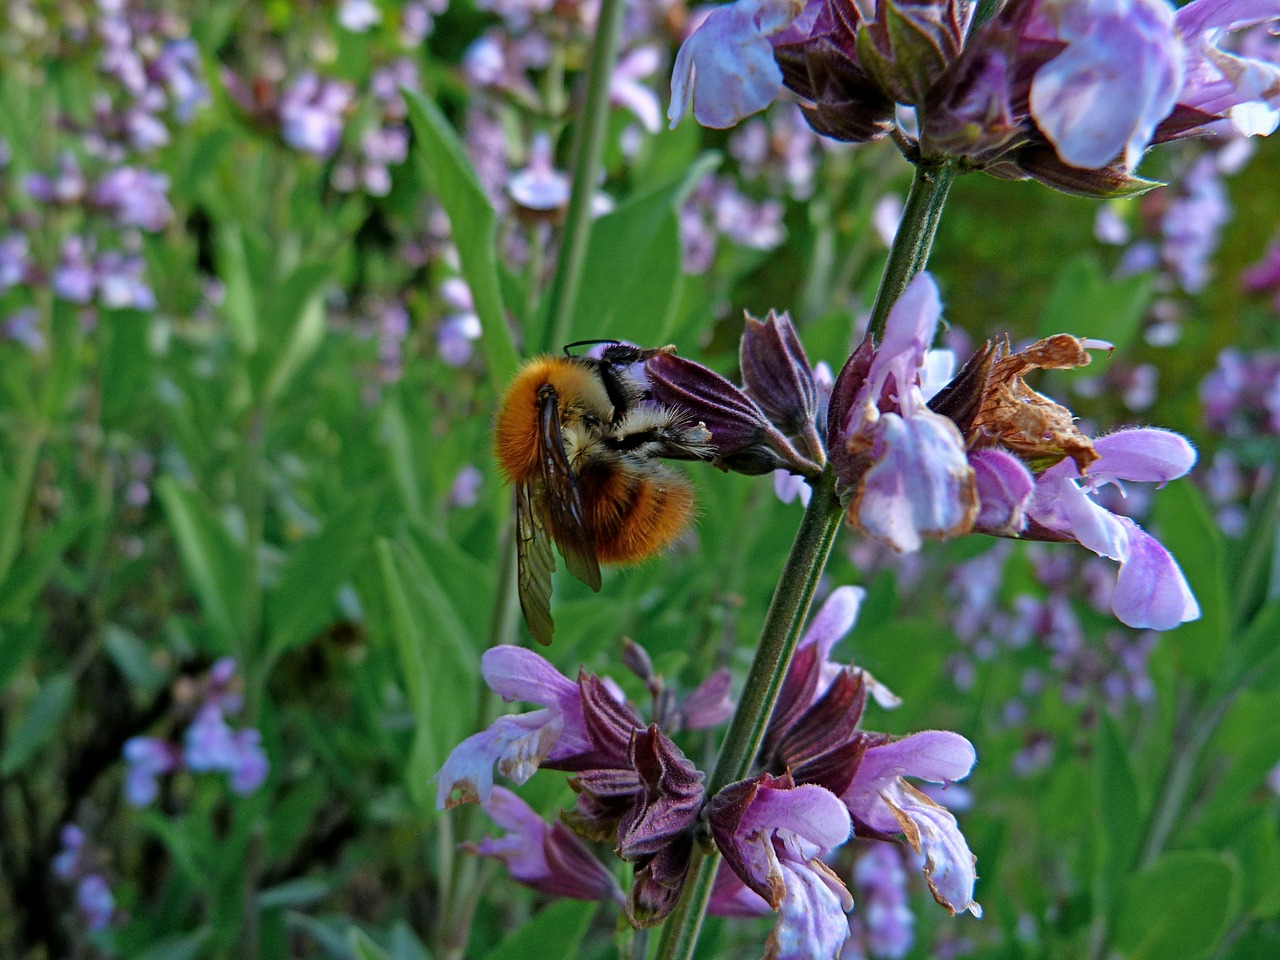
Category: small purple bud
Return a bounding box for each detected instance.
[646,350,816,475]
[739,309,819,441]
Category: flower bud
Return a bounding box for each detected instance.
[855,0,974,106]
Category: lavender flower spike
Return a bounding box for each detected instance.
[1026,428,1200,630]
[668,0,806,129]
[1029,0,1184,170]
[467,787,624,903]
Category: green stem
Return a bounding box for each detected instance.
[656,472,844,960]
[540,0,625,352]
[656,156,960,960]
[866,159,956,342]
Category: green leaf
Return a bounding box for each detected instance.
[99,308,152,427]
[1,673,74,774]
[260,263,331,407]
[349,929,394,960]
[217,224,259,352]
[1035,254,1152,356]
[133,929,213,960]
[376,537,478,814]
[156,477,246,650]
[389,922,433,960]
[267,495,379,658]
[257,878,331,910]
[380,399,427,527]
[1093,712,1143,907]
[567,153,720,346]
[1113,850,1239,960]
[477,900,596,960]
[404,89,519,381]
[1153,480,1230,680]
[103,624,168,695]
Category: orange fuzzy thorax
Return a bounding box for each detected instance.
[493,357,608,483]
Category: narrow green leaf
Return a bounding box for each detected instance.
[1,673,74,774]
[349,929,394,960]
[267,495,379,658]
[156,477,245,650]
[1153,480,1230,680]
[133,928,213,960]
[477,900,596,960]
[102,624,168,694]
[1113,850,1239,960]
[99,307,152,427]
[1093,712,1143,908]
[257,878,331,910]
[261,265,330,406]
[389,922,433,960]
[381,399,427,527]
[567,154,719,346]
[404,89,519,381]
[217,225,258,352]
[377,539,453,814]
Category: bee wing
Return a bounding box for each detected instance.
[515,481,556,646]
[537,386,602,593]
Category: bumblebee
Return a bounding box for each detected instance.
[494,343,714,645]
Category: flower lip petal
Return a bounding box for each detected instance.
[1111,520,1201,629]
[1091,428,1197,484]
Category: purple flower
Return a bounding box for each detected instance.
[1026,428,1200,630]
[1163,0,1280,139]
[2,309,42,352]
[76,874,116,932]
[846,842,916,959]
[668,0,803,129]
[612,47,663,134]
[506,133,570,213]
[435,646,603,808]
[280,74,353,157]
[184,704,240,771]
[708,774,854,959]
[53,825,86,880]
[1160,155,1229,293]
[95,251,156,310]
[467,787,624,902]
[338,0,382,32]
[827,273,977,552]
[1028,0,1184,170]
[842,731,981,917]
[0,233,29,292]
[26,152,87,205]
[122,736,179,807]
[93,167,173,231]
[449,464,484,508]
[228,728,269,794]
[438,278,482,366]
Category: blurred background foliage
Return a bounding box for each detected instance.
[1,1,1278,959]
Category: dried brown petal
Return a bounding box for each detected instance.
[969,334,1107,473]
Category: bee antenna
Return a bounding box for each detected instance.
[563,338,621,357]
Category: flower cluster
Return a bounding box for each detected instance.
[643,276,1199,631]
[52,825,116,933]
[122,658,268,807]
[437,588,980,956]
[670,0,1280,195]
